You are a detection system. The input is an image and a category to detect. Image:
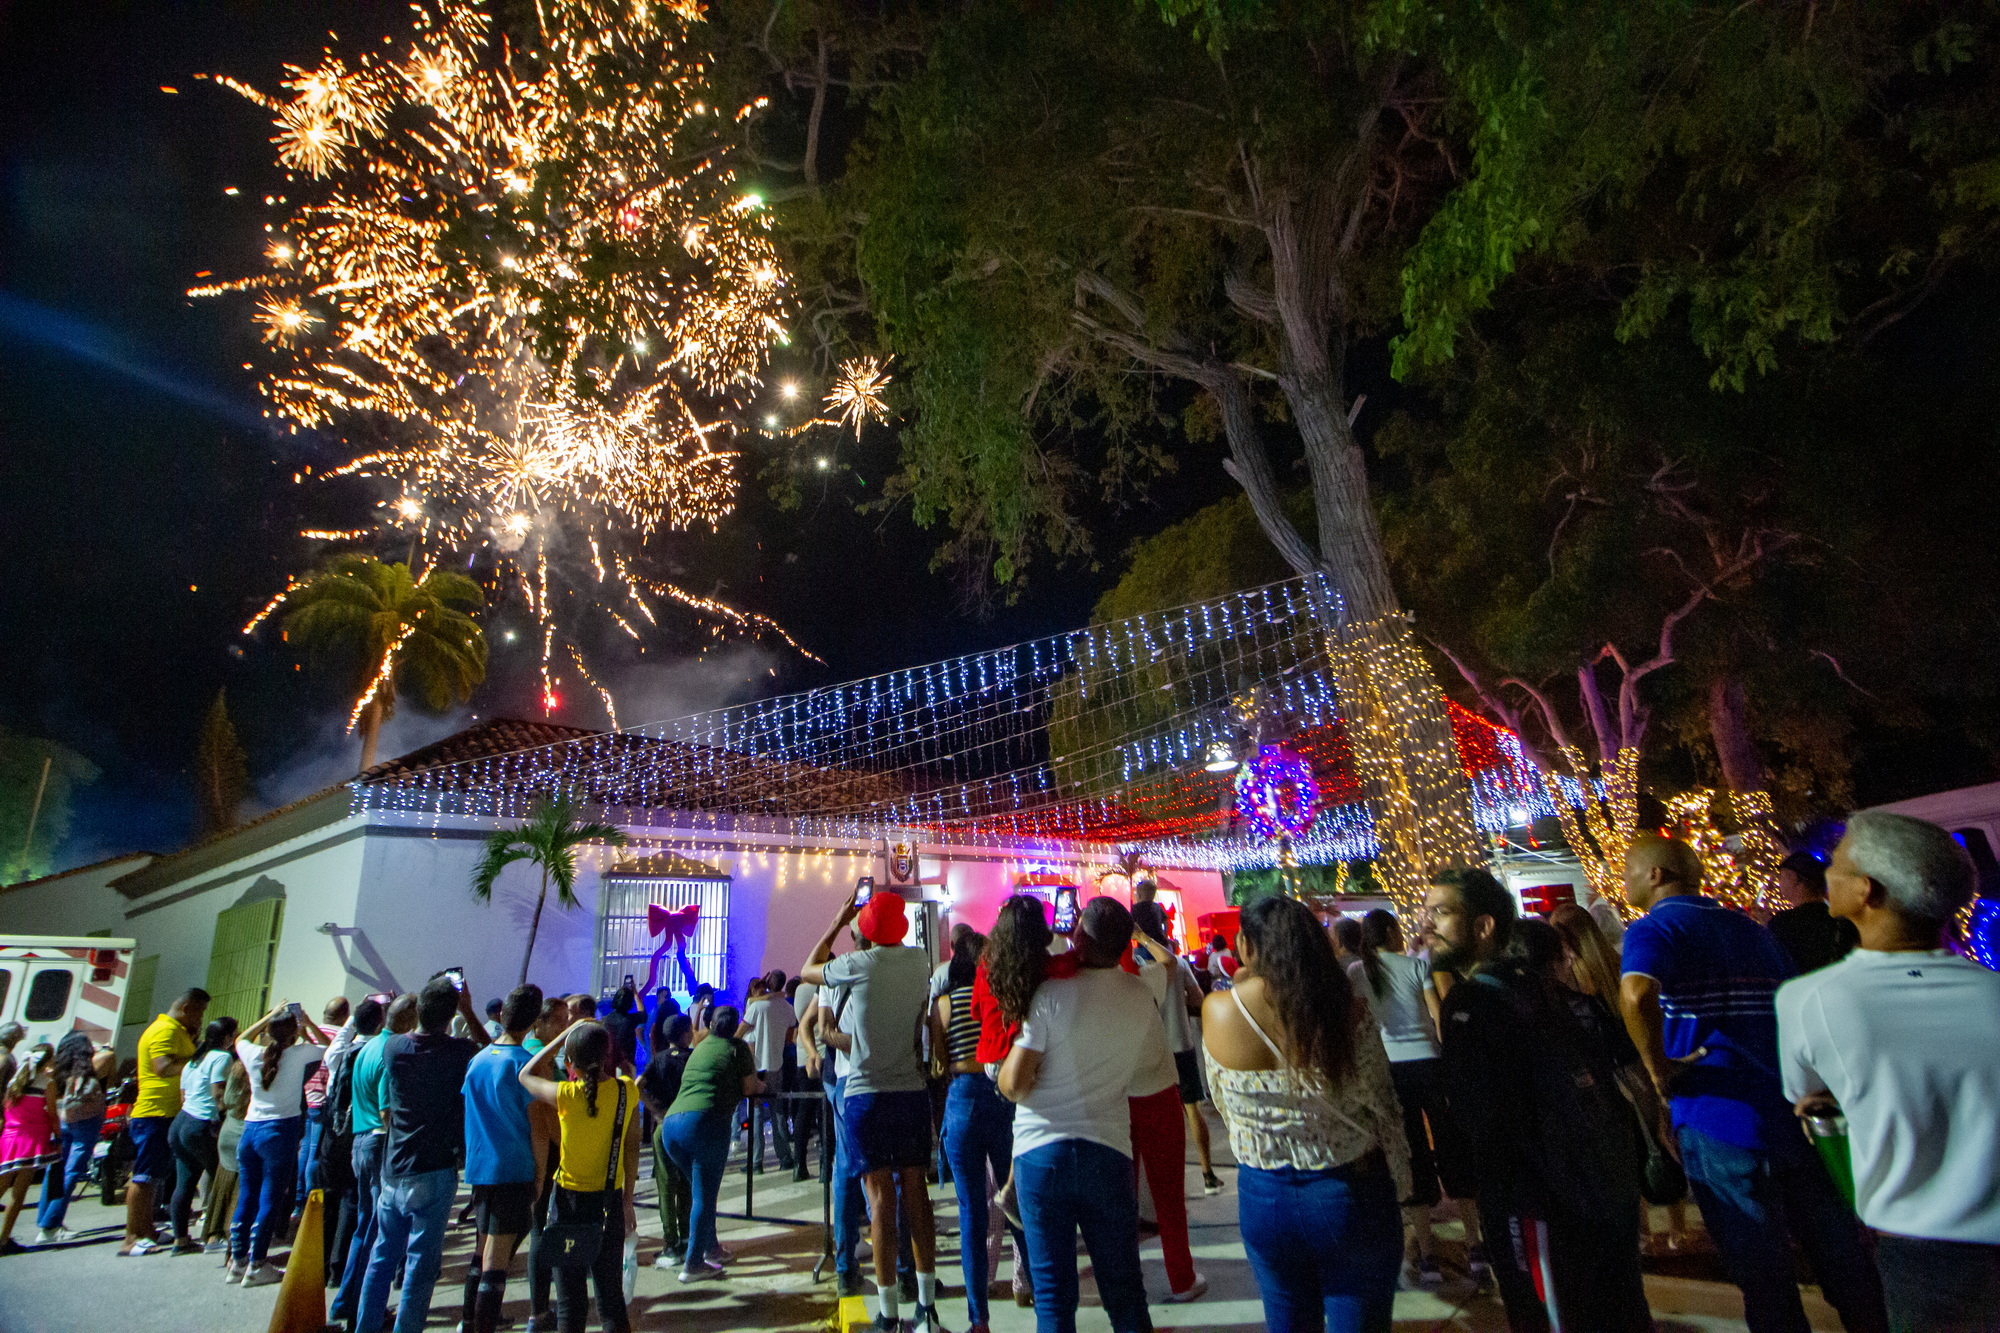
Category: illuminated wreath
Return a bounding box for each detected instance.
[1235,744,1321,841]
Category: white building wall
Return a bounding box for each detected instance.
[122,818,369,1020]
[0,856,149,938]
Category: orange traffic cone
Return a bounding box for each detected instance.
[266,1188,327,1333]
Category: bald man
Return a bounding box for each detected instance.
[1618,836,1886,1333]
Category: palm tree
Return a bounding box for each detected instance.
[282,554,487,771]
[472,794,628,985]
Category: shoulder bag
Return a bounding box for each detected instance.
[542,1078,628,1271]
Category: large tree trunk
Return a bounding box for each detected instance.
[1708,675,1770,793]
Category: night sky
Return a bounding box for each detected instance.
[0,2,1240,869]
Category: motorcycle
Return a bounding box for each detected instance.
[90,1094,135,1207]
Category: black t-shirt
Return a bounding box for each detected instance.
[382,1031,478,1178]
[641,1046,690,1113]
[1768,901,1858,975]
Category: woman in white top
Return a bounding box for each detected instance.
[1203,895,1410,1333]
[167,1016,237,1252]
[227,1001,328,1283]
[1349,909,1486,1287]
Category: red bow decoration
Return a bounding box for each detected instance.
[647,902,700,947]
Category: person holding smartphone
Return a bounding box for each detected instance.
[802,886,944,1332]
[228,999,330,1284]
[352,975,489,1333]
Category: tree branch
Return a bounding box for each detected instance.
[1428,639,1555,772]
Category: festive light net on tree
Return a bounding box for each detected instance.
[356,574,1545,870]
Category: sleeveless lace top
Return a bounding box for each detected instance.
[1209,988,1413,1197]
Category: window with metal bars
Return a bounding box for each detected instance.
[595,875,729,1000]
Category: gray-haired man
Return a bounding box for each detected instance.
[1779,811,2000,1333]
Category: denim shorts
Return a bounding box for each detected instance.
[129,1114,174,1183]
[842,1089,932,1174]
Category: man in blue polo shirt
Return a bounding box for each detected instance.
[1619,835,1887,1333]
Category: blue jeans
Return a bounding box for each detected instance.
[1238,1161,1401,1333]
[1678,1125,1888,1333]
[1015,1139,1151,1333]
[332,1133,385,1323]
[36,1116,101,1231]
[355,1166,457,1333]
[827,1074,867,1278]
[296,1104,325,1200]
[231,1116,304,1266]
[660,1111,731,1272]
[941,1074,1018,1324]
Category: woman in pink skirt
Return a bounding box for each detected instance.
[0,1042,59,1255]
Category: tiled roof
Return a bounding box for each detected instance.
[358,717,603,784]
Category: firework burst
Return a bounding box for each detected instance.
[196,0,882,720]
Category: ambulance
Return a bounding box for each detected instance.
[0,935,137,1049]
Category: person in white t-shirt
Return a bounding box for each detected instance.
[804,889,940,1331]
[740,971,797,1172]
[1778,811,2000,1333]
[228,1002,329,1284]
[1000,896,1170,1333]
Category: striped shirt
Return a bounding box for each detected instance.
[1621,894,1797,1148]
[942,984,981,1065]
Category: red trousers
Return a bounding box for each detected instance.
[1128,1085,1196,1292]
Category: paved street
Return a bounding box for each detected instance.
[0,1134,1844,1333]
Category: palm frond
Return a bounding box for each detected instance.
[471,831,535,901]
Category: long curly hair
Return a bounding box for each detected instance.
[1238,895,1357,1088]
[564,1021,615,1117]
[984,894,1054,1024]
[260,1013,299,1091]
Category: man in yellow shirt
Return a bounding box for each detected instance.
[121,988,208,1255]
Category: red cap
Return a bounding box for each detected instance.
[856,893,909,946]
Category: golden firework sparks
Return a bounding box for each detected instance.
[200,0,825,720]
[826,357,892,439]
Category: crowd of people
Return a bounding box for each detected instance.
[0,806,1992,1333]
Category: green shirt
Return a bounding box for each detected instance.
[349,1033,389,1136]
[666,1034,754,1120]
[523,1035,544,1055]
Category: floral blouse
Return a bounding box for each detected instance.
[1208,986,1413,1198]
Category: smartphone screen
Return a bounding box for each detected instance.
[1053,886,1078,935]
[285,1001,306,1021]
[367,992,393,1006]
[855,875,874,906]
[444,967,466,992]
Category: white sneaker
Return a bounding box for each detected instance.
[35,1227,75,1245]
[241,1262,285,1288]
[1164,1273,1208,1304]
[651,1253,679,1270]
[224,1260,248,1283]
